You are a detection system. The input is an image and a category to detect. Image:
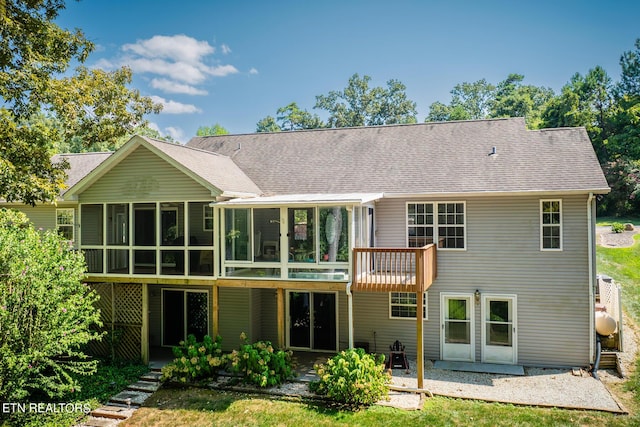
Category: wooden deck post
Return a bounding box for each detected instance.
[416,249,425,390]
[277,288,285,349]
[212,284,219,337]
[141,283,149,364]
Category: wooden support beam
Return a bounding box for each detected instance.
[141,283,149,365]
[212,284,219,338]
[416,251,425,390]
[277,288,285,349]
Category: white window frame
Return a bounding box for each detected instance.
[56,208,75,242]
[389,292,428,320]
[407,201,466,250]
[540,199,562,251]
[203,205,214,231]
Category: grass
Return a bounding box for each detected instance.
[597,216,640,227]
[597,234,640,320]
[121,386,632,427]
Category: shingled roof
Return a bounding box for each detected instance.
[186,117,610,196]
[52,152,113,196]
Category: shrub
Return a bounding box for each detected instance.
[611,222,625,233]
[310,348,391,407]
[227,332,294,387]
[0,208,103,401]
[161,334,225,383]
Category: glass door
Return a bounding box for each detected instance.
[162,289,209,346]
[482,295,516,364]
[441,294,474,362]
[288,291,337,351]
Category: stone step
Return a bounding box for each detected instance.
[79,415,122,427]
[127,380,161,393]
[89,405,135,420]
[140,371,163,382]
[109,389,152,406]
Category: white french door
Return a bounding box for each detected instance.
[481,295,517,364]
[441,294,474,362]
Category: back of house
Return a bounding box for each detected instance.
[5,117,609,368]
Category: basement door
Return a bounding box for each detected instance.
[441,294,474,362]
[162,289,209,347]
[287,291,337,351]
[481,295,517,364]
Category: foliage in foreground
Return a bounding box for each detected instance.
[2,359,148,427]
[228,333,295,387]
[0,209,103,401]
[310,348,391,407]
[161,335,225,383]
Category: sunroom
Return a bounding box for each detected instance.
[214,193,382,282]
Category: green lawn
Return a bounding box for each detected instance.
[121,386,631,427]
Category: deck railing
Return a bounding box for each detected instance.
[351,245,437,292]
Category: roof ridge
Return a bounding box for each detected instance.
[188,117,525,141]
[143,136,232,159]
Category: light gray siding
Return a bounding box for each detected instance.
[218,287,252,351]
[364,194,591,367]
[79,146,213,203]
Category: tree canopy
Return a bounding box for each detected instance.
[0,0,161,205]
[256,74,417,132]
[197,123,230,136]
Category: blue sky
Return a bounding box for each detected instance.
[55,0,640,143]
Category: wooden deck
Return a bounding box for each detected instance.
[352,245,437,293]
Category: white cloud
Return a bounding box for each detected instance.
[151,78,208,95]
[151,96,201,114]
[249,67,259,75]
[221,44,231,55]
[123,34,214,64]
[164,126,185,143]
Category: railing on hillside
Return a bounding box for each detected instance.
[351,245,437,292]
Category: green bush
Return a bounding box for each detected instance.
[161,334,225,383]
[227,332,294,387]
[0,208,103,401]
[310,348,391,407]
[611,222,625,233]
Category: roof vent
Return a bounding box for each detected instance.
[488,146,497,156]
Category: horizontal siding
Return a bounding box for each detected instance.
[218,288,252,351]
[79,146,213,203]
[367,194,591,367]
[259,289,279,344]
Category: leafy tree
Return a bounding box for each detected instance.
[0,208,103,401]
[617,38,640,97]
[0,0,161,205]
[315,74,417,127]
[276,102,324,131]
[56,123,175,153]
[426,101,472,122]
[490,74,554,128]
[448,79,496,120]
[540,67,614,160]
[256,115,281,133]
[197,123,230,136]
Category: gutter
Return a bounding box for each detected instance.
[587,193,595,365]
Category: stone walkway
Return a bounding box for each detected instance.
[76,370,163,427]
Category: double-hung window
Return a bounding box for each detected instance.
[56,208,75,242]
[407,202,465,249]
[541,200,562,250]
[390,292,428,319]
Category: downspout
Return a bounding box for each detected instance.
[346,281,354,349]
[587,193,595,368]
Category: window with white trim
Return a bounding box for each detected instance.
[389,292,428,319]
[203,205,214,231]
[407,202,465,249]
[56,208,74,242]
[541,200,562,250]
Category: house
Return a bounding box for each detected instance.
[4,117,610,377]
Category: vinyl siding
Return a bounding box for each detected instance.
[78,146,213,203]
[218,288,252,351]
[364,194,591,367]
[9,204,79,248]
